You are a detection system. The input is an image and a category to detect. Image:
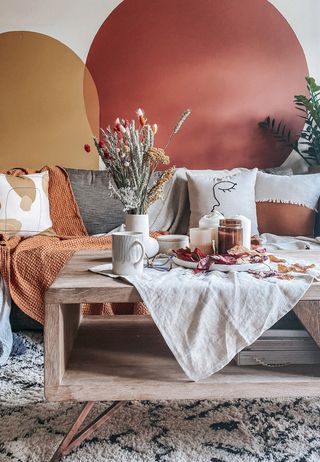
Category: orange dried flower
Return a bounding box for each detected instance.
[136,108,147,126]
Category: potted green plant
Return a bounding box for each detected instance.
[259,76,320,172]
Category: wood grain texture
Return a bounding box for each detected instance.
[45,250,320,303]
[62,304,82,370]
[294,301,320,347]
[45,316,320,402]
[44,304,81,397]
[44,250,320,402]
[44,304,62,389]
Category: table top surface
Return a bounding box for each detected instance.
[45,249,320,304]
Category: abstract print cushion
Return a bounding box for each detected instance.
[187,168,259,234]
[255,172,320,237]
[0,171,53,237]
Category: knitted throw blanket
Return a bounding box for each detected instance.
[0,166,147,324]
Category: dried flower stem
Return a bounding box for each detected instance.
[143,166,175,212]
[92,108,190,213]
[164,109,191,150]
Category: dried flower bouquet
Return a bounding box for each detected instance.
[87,108,191,214]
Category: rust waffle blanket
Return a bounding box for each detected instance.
[0,166,147,324]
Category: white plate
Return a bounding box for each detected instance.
[172,256,269,272]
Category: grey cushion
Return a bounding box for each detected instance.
[66,169,125,235]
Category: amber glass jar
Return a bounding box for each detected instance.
[218,219,243,254]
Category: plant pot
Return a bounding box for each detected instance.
[125,214,159,258]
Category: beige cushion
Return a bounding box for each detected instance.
[255,172,320,237]
[257,202,316,237]
[0,171,53,237]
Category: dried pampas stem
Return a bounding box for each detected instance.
[165,109,191,150]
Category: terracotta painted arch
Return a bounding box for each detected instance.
[0,31,99,170]
[86,0,308,169]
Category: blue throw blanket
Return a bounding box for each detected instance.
[0,278,12,366]
[0,278,27,366]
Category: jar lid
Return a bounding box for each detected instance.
[219,219,242,228]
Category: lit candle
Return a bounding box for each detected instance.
[199,211,224,252]
[189,228,214,255]
[232,215,251,249]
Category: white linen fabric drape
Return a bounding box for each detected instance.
[125,263,314,381]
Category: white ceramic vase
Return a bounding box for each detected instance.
[125,214,159,258]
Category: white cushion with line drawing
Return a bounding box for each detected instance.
[187,168,258,235]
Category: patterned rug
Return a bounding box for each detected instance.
[0,333,320,462]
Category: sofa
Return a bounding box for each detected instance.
[8,166,320,331]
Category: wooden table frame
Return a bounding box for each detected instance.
[45,250,320,460]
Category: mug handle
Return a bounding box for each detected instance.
[133,240,145,267]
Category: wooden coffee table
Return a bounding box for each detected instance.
[45,250,320,461]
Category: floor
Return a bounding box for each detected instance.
[0,332,319,462]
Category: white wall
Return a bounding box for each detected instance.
[269,0,320,82]
[0,0,319,78]
[0,0,122,61]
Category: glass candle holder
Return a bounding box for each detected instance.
[232,214,251,250]
[199,211,224,252]
[189,228,214,254]
[218,219,243,254]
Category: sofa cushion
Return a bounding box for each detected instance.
[187,168,259,234]
[66,168,125,235]
[255,172,320,236]
[257,202,316,237]
[0,171,53,237]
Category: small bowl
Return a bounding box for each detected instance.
[156,234,190,254]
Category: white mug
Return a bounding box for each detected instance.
[112,231,145,275]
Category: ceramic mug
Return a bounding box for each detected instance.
[112,231,145,275]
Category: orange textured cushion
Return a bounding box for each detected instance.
[256,202,316,237]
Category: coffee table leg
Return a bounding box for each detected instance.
[49,400,127,461]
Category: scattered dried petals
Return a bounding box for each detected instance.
[278,262,316,274]
[173,247,206,263]
[277,264,290,273]
[248,269,278,279]
[248,269,294,280]
[269,254,286,263]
